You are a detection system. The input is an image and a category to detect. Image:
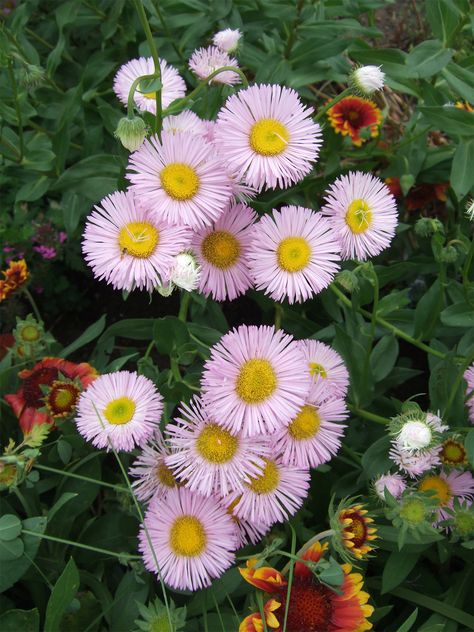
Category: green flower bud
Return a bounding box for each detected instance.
[19,64,45,90]
[114,116,147,152]
[414,217,444,238]
[335,270,359,293]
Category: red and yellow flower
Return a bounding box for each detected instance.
[0,259,29,302]
[239,558,287,592]
[455,101,473,113]
[337,504,377,560]
[385,177,448,211]
[239,599,281,632]
[5,357,97,433]
[327,96,382,146]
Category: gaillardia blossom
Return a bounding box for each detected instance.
[129,431,177,503]
[248,206,340,304]
[139,487,237,591]
[201,325,311,436]
[189,45,241,85]
[82,190,191,292]
[327,95,381,146]
[239,599,281,632]
[0,259,29,302]
[215,84,322,190]
[127,131,232,229]
[113,57,186,114]
[192,202,257,301]
[334,503,378,560]
[5,357,97,433]
[321,171,398,261]
[75,371,163,452]
[165,395,269,497]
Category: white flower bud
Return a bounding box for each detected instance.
[466,199,474,222]
[114,116,147,152]
[352,65,385,95]
[212,28,242,53]
[170,253,200,292]
[397,420,432,451]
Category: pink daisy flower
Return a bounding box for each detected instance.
[321,171,398,261]
[164,395,269,497]
[192,202,257,301]
[214,84,322,190]
[373,472,407,500]
[113,57,186,114]
[189,46,240,85]
[223,497,272,548]
[464,363,474,423]
[273,397,347,468]
[248,206,340,304]
[224,456,310,525]
[129,431,178,503]
[389,445,442,478]
[82,190,191,292]
[201,325,311,437]
[162,111,208,137]
[418,469,474,524]
[139,487,237,591]
[298,339,349,400]
[126,132,232,229]
[75,371,163,452]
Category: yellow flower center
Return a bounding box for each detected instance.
[249,118,290,156]
[440,439,467,465]
[418,476,451,506]
[156,462,176,488]
[345,198,372,234]
[277,237,311,272]
[103,396,136,425]
[201,231,240,269]
[288,405,321,440]
[160,163,199,201]
[143,91,156,99]
[309,362,327,378]
[235,359,277,404]
[169,515,206,557]
[196,423,239,463]
[21,325,41,342]
[118,221,159,258]
[248,459,280,494]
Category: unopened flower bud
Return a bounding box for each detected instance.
[414,217,444,238]
[397,420,432,451]
[351,65,385,95]
[335,270,359,293]
[212,28,242,53]
[156,281,174,297]
[19,64,45,90]
[170,252,200,292]
[114,116,147,152]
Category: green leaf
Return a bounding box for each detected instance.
[442,62,474,103]
[440,303,474,327]
[44,558,80,632]
[0,516,47,593]
[389,586,474,628]
[360,436,392,479]
[405,40,453,78]
[394,608,418,632]
[109,571,148,632]
[0,609,39,632]
[154,316,189,355]
[418,106,474,137]
[47,493,78,525]
[465,430,474,468]
[0,537,24,562]
[425,0,463,46]
[370,335,399,381]
[52,155,121,200]
[59,314,106,358]
[451,140,474,198]
[187,568,241,616]
[414,279,443,340]
[0,515,22,541]
[15,176,51,202]
[382,551,419,593]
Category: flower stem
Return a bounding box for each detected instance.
[7,60,24,160]
[281,530,334,576]
[330,283,447,360]
[462,237,474,305]
[34,463,130,493]
[282,523,296,632]
[178,291,191,322]
[256,591,269,632]
[348,404,391,425]
[22,287,43,323]
[274,303,283,330]
[133,0,162,135]
[314,88,352,122]
[21,529,141,560]
[126,72,158,119]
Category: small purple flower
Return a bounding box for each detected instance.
[33,245,57,260]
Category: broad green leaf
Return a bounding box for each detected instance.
[418,106,474,137]
[382,552,419,593]
[440,303,474,327]
[0,538,24,562]
[0,515,22,541]
[414,280,443,340]
[15,176,51,202]
[44,558,80,632]
[360,435,392,479]
[109,571,148,632]
[425,0,463,46]
[0,609,39,632]
[59,314,106,358]
[0,516,47,593]
[450,140,474,198]
[405,40,453,78]
[370,335,399,381]
[394,608,418,632]
[442,62,474,103]
[154,316,189,355]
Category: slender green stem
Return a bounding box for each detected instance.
[34,463,130,493]
[7,61,24,159]
[349,405,391,425]
[150,0,186,65]
[170,357,181,382]
[315,88,352,121]
[143,340,155,361]
[281,530,335,576]
[284,0,305,59]
[330,284,447,360]
[163,67,249,116]
[22,288,43,323]
[22,529,141,560]
[274,303,283,330]
[341,443,362,464]
[462,237,474,305]
[212,593,226,632]
[256,591,269,632]
[126,72,158,119]
[178,291,191,322]
[133,0,162,134]
[283,523,296,632]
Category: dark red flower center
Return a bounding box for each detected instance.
[278,580,333,632]
[345,512,368,549]
[46,381,81,416]
[22,368,64,407]
[348,110,360,122]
